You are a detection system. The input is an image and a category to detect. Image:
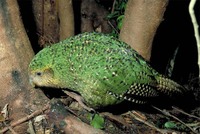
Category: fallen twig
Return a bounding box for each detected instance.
[152,106,198,134]
[111,0,116,13]
[172,106,200,121]
[101,112,130,127]
[3,122,18,134]
[128,111,175,134]
[108,20,119,34]
[0,104,50,133]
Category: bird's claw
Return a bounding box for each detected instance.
[62,90,95,112]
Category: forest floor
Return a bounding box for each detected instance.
[1,93,200,134]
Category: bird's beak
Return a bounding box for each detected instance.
[29,75,36,88]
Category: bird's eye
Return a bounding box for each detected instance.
[36,72,42,76]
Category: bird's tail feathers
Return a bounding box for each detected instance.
[156,76,186,96]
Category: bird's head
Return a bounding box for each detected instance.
[28,47,60,88]
[29,67,58,88]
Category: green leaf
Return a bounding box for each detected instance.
[117,15,124,30]
[90,114,105,129]
[117,15,124,22]
[107,12,119,19]
[164,121,177,129]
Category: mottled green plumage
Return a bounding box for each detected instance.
[29,32,185,109]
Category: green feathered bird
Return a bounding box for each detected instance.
[28,32,185,110]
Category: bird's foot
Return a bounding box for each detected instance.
[62,90,95,112]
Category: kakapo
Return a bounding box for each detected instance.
[28,32,185,110]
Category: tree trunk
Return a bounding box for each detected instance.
[0,1,48,133]
[32,0,74,46]
[120,0,169,61]
[58,0,74,40]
